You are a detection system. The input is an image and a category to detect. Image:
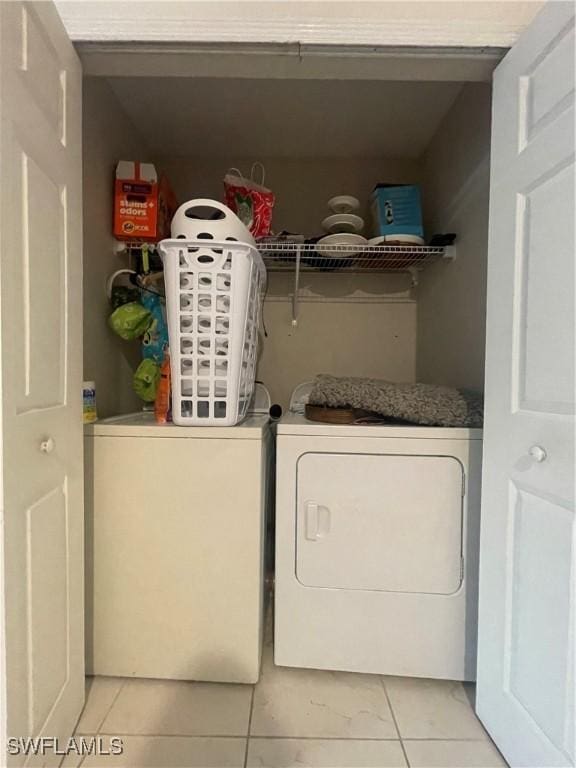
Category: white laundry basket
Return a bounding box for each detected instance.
[160,237,266,426]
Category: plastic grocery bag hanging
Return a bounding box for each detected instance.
[223,163,275,238]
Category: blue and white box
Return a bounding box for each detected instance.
[371,184,423,239]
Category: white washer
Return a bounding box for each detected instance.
[85,411,272,683]
[274,412,483,681]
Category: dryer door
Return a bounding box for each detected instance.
[296,453,464,594]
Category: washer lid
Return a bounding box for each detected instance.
[85,411,269,438]
[277,412,482,439]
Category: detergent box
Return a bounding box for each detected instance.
[370,184,423,239]
[114,161,177,241]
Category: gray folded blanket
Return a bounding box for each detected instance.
[309,374,483,428]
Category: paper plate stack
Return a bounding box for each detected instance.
[318,196,367,260]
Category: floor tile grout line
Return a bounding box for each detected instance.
[95,679,126,734]
[89,733,248,740]
[78,733,492,742]
[380,677,411,768]
[244,685,256,768]
[90,734,409,741]
[394,737,494,743]
[246,737,411,742]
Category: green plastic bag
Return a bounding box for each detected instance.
[108,301,152,341]
[133,358,161,402]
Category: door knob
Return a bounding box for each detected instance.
[529,445,547,463]
[40,437,55,454]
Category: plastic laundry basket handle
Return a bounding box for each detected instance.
[182,199,231,222]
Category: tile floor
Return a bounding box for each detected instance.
[68,639,508,768]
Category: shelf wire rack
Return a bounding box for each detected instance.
[115,239,455,326]
[257,241,455,326]
[258,242,447,273]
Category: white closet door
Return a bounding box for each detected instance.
[296,453,464,594]
[0,2,84,762]
[477,2,575,767]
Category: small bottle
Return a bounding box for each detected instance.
[83,381,97,423]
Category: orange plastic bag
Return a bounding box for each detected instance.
[154,351,171,424]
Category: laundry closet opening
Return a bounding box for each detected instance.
[81,49,495,416]
[81,43,495,689]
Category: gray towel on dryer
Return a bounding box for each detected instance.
[309,374,483,428]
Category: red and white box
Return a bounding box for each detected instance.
[114,161,177,242]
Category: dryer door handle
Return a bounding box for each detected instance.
[305,502,331,541]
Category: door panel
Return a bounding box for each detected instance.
[516,158,574,412]
[477,2,575,766]
[27,485,69,734]
[20,3,67,138]
[16,140,67,411]
[296,453,463,594]
[505,485,573,753]
[519,17,574,149]
[0,2,83,764]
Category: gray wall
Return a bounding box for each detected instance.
[417,83,492,391]
[82,77,152,418]
[157,155,421,239]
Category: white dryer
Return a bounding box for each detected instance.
[274,412,483,681]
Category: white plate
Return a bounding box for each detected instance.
[316,233,368,257]
[369,234,425,245]
[322,213,364,234]
[328,195,361,214]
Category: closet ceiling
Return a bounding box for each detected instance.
[107,77,463,159]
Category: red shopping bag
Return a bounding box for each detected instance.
[223,163,275,238]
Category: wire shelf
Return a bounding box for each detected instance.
[258,242,447,273]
